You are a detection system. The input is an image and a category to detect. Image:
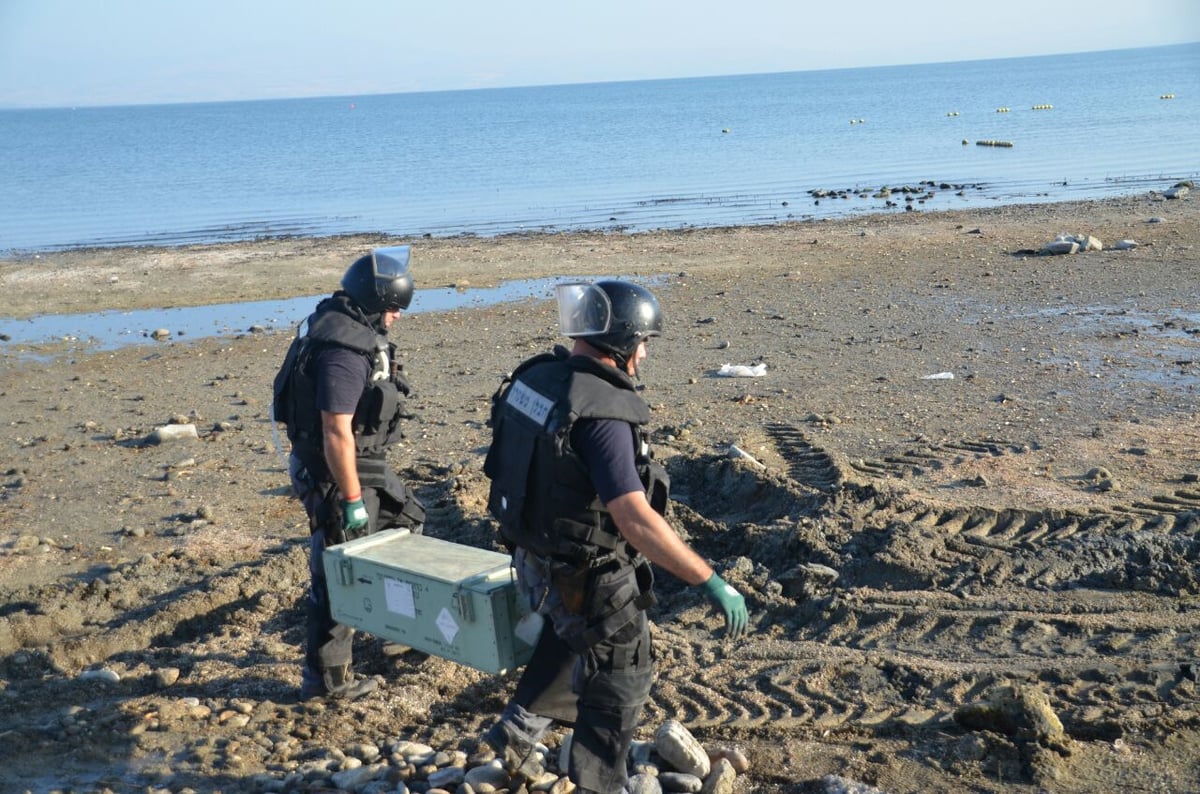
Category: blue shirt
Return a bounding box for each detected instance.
[315,346,370,415]
[573,418,644,505]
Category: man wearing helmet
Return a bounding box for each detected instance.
[273,246,425,700]
[481,280,749,793]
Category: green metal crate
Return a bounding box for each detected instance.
[323,529,535,674]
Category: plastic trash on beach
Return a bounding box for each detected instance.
[922,371,955,380]
[717,363,767,377]
[146,423,200,444]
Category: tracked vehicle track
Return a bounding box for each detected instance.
[647,427,1200,752]
[3,437,1196,791]
[763,423,843,492]
[844,436,1034,480]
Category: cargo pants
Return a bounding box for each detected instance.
[500,547,655,793]
[290,453,422,687]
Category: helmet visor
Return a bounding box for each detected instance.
[371,246,411,279]
[556,282,612,337]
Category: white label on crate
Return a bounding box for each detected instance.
[384,578,416,618]
[436,608,460,643]
[506,380,554,426]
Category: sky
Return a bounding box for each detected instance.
[1,0,1197,109]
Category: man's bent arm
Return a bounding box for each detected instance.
[606,491,712,585]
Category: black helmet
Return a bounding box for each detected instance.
[566,280,663,359]
[341,246,414,313]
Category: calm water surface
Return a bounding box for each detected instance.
[1,44,1196,253]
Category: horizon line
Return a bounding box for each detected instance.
[1,40,1195,112]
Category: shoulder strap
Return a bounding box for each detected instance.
[306,306,379,355]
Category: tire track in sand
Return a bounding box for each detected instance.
[649,426,1200,742]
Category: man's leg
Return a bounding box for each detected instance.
[297,476,379,700]
[301,527,378,699]
[485,623,577,778]
[568,614,653,794]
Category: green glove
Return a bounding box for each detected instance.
[701,573,748,639]
[340,497,369,533]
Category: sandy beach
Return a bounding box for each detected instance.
[1,193,1198,793]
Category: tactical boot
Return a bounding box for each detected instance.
[301,664,379,701]
[483,721,546,780]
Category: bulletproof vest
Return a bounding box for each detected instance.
[282,295,409,482]
[484,346,670,564]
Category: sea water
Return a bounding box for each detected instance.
[0,276,606,351]
[1,44,1197,254]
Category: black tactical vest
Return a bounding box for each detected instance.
[484,346,670,564]
[279,295,409,483]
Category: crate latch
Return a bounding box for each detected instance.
[453,589,475,622]
[337,557,354,587]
